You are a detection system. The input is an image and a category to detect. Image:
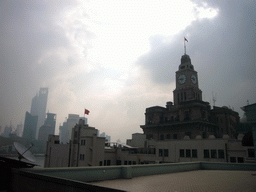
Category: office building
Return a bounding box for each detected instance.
[30,88,48,139]
[45,119,104,167]
[22,111,38,139]
[2,126,12,137]
[38,113,56,141]
[15,123,23,137]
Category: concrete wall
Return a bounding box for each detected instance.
[131,162,200,177]
[129,133,146,148]
[200,161,256,171]
[22,161,256,183]
[23,166,124,182]
[11,168,126,192]
[10,162,256,192]
[45,135,70,168]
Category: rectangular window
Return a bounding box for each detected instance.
[180,149,184,157]
[211,150,217,158]
[133,161,136,165]
[116,160,121,165]
[81,139,86,145]
[128,161,132,165]
[124,161,127,165]
[80,154,84,160]
[166,134,171,139]
[99,161,103,166]
[185,111,190,121]
[186,149,191,157]
[218,150,225,159]
[173,134,178,139]
[237,157,244,163]
[230,157,236,163]
[248,149,255,158]
[107,160,111,166]
[204,150,210,158]
[164,149,169,157]
[160,134,164,140]
[74,131,78,138]
[104,160,107,166]
[192,149,197,158]
[159,149,163,157]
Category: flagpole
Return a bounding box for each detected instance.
[184,38,186,55]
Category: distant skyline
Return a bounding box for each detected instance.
[1,1,255,142]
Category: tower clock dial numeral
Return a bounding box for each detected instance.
[191,74,197,84]
[178,74,186,84]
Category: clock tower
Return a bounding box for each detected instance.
[173,54,202,105]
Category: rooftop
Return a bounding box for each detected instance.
[9,162,256,192]
[91,170,256,192]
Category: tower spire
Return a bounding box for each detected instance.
[184,37,188,54]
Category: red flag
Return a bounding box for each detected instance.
[85,109,90,115]
[184,37,188,42]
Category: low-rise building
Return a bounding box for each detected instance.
[45,119,255,168]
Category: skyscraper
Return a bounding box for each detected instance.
[30,88,48,139]
[38,113,56,141]
[23,111,38,139]
[15,123,23,137]
[2,125,12,137]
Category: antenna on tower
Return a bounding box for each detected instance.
[212,91,217,107]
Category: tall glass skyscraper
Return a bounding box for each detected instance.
[24,88,48,139]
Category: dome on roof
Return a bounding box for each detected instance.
[195,135,202,139]
[181,54,191,64]
[184,135,190,140]
[208,135,216,139]
[222,134,230,139]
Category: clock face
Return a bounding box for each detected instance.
[178,74,186,84]
[191,74,197,84]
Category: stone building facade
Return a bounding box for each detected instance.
[141,54,239,141]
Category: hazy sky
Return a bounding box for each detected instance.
[1,0,255,142]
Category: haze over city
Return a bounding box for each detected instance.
[1,0,255,142]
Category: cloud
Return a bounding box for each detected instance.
[0,1,93,129]
[137,0,256,115]
[1,0,255,142]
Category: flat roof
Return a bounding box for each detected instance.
[91,170,256,192]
